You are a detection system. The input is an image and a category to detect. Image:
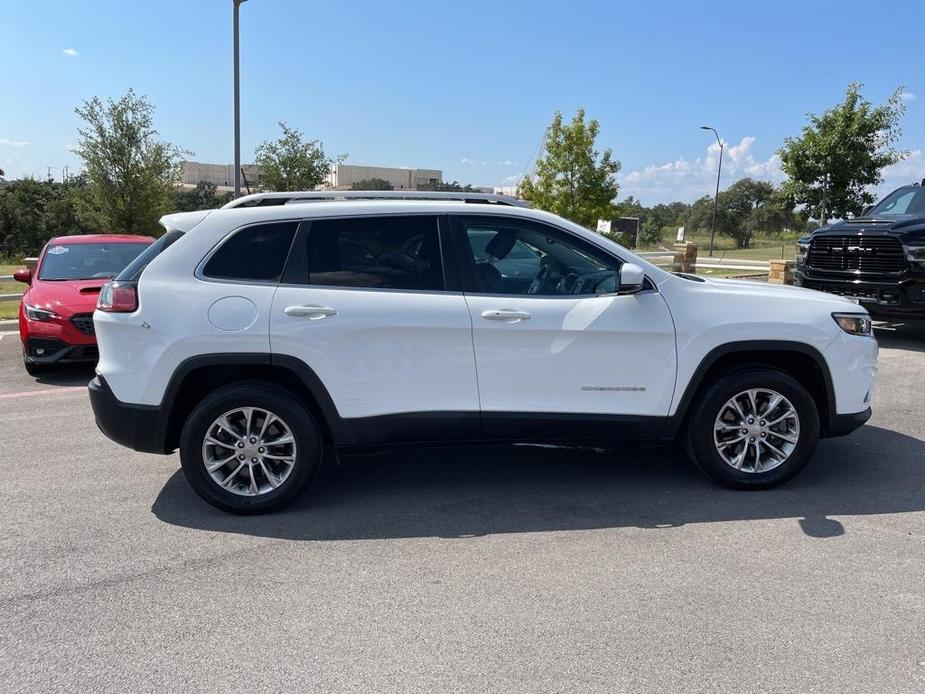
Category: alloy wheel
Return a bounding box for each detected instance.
[201,407,297,496]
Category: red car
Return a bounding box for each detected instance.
[14,234,154,375]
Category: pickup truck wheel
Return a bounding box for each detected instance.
[687,368,820,489]
[179,383,322,513]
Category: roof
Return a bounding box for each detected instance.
[49,234,155,244]
[222,190,528,208]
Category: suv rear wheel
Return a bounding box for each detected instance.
[687,367,820,489]
[179,382,322,513]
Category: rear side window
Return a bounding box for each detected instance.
[203,222,298,282]
[305,216,443,290]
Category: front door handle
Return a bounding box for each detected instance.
[481,309,532,323]
[284,305,338,319]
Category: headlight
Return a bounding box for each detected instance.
[832,312,872,336]
[24,303,58,321]
[796,238,811,263]
[904,245,925,267]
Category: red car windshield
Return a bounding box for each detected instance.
[38,242,150,281]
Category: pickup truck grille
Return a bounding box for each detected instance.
[70,312,95,336]
[807,235,906,273]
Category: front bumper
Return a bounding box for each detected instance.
[793,267,925,318]
[24,337,98,365]
[89,374,171,454]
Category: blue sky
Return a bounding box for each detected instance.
[1,0,922,204]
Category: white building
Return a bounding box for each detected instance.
[326,164,442,190]
[180,161,261,191]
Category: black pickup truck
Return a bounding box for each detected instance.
[793,181,925,318]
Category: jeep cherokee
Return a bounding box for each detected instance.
[88,191,878,513]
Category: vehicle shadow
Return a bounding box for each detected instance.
[152,424,924,541]
[32,363,95,387]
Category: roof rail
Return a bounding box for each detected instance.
[221,190,530,209]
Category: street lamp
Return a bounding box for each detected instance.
[700,125,724,257]
[233,0,248,198]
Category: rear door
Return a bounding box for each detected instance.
[270,214,480,442]
[451,214,677,437]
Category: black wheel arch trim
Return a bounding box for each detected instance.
[662,340,838,438]
[156,353,354,452]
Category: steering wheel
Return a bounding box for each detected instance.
[527,265,549,295]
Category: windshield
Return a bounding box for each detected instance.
[868,187,925,217]
[38,242,150,281]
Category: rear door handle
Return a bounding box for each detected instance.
[284,305,338,319]
[481,309,532,323]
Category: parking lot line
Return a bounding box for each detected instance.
[0,386,85,400]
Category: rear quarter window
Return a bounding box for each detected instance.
[202,222,299,282]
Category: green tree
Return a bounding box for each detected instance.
[254,122,344,192]
[519,109,621,228]
[0,177,91,259]
[74,89,187,234]
[172,181,233,212]
[687,178,795,248]
[779,83,908,224]
[418,180,483,192]
[351,177,394,190]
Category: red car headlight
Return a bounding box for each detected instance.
[24,303,58,321]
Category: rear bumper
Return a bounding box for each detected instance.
[823,407,871,439]
[88,374,170,454]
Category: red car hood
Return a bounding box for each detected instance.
[24,279,109,315]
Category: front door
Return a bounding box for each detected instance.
[452,214,676,438]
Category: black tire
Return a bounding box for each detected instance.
[686,366,820,489]
[179,382,322,513]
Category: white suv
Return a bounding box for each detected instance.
[89,191,878,513]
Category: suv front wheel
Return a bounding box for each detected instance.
[687,367,820,489]
[179,382,322,513]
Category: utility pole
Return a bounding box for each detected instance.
[233,0,248,198]
[700,126,724,257]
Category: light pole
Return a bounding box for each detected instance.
[700,125,724,257]
[233,0,248,198]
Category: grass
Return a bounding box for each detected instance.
[637,235,796,262]
[0,268,25,320]
[0,300,20,320]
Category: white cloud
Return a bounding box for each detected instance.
[900,91,916,102]
[0,138,30,147]
[62,48,79,57]
[619,136,924,205]
[618,135,784,204]
[874,149,924,196]
[460,157,476,165]
[496,160,520,167]
[500,173,525,186]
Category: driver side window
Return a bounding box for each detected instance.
[459,217,621,296]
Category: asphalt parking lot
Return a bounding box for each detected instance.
[1,322,923,693]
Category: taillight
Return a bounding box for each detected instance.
[98,281,138,313]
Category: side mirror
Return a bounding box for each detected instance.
[618,263,645,295]
[13,268,32,284]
